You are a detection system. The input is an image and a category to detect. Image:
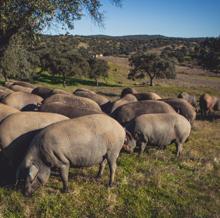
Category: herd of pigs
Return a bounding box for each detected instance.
[0,80,219,196]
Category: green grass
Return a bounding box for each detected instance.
[0,120,219,217]
[0,58,220,217]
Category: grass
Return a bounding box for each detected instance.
[0,120,219,217]
[0,57,220,217]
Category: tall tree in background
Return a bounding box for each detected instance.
[129,53,176,86]
[89,58,109,86]
[40,48,90,87]
[0,0,121,80]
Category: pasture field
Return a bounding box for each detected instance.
[0,57,219,218]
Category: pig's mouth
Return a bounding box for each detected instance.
[24,177,43,197]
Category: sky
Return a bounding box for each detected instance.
[45,0,220,38]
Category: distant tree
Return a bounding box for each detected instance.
[196,38,220,73]
[174,48,186,63]
[78,47,93,59]
[41,48,90,87]
[88,58,109,86]
[128,53,176,86]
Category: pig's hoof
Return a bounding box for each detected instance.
[62,188,69,193]
[108,183,113,188]
[95,174,102,180]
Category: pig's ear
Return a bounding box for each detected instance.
[126,129,133,140]
[29,165,39,182]
[125,129,133,144]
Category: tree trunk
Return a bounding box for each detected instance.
[149,76,154,86]
[3,72,8,82]
[96,79,99,87]
[52,73,55,82]
[62,72,66,87]
[148,73,155,86]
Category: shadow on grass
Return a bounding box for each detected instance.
[196,113,220,121]
[35,74,122,88]
[0,81,5,86]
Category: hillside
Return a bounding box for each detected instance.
[36,34,201,57]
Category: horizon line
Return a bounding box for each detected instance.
[42,33,220,39]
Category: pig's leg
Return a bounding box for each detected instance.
[107,153,118,187]
[139,141,147,156]
[59,164,70,193]
[96,159,107,178]
[176,143,183,158]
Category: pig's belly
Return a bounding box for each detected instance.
[67,144,107,168]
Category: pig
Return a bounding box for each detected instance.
[40,102,102,118]
[9,85,33,93]
[160,98,196,124]
[125,113,191,157]
[134,92,161,100]
[17,114,125,196]
[2,92,43,111]
[199,93,220,118]
[120,87,138,98]
[110,94,138,113]
[74,89,109,106]
[0,112,68,185]
[111,100,176,126]
[178,92,197,108]
[43,94,101,112]
[0,103,20,122]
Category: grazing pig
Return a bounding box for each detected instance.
[40,102,102,118]
[110,94,138,113]
[74,89,109,106]
[0,112,68,185]
[4,80,35,89]
[74,88,96,94]
[111,100,176,125]
[2,92,43,111]
[32,87,54,99]
[199,93,219,118]
[178,92,197,108]
[214,99,220,111]
[0,90,10,101]
[4,81,14,88]
[12,81,35,88]
[0,86,14,94]
[125,113,191,157]
[43,94,101,112]
[121,87,138,98]
[17,114,125,196]
[0,103,20,122]
[160,98,196,124]
[9,85,33,93]
[0,86,14,101]
[52,89,70,95]
[134,92,161,100]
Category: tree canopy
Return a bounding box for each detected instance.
[0,0,121,81]
[0,0,121,45]
[88,58,109,86]
[196,38,220,73]
[128,53,176,86]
